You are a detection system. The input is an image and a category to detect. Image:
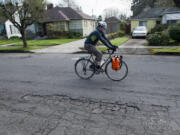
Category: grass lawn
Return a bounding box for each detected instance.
[98,37,129,51]
[0,39,21,45]
[15,39,78,46]
[151,48,180,54]
[0,46,44,52]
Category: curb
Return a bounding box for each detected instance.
[0,50,34,53]
[152,52,180,56]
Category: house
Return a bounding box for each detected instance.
[0,6,96,38]
[0,0,24,38]
[130,7,180,33]
[105,16,121,34]
[0,16,21,39]
[41,6,96,36]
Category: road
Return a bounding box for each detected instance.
[0,53,180,135]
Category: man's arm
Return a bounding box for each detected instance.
[102,34,113,46]
[96,31,114,49]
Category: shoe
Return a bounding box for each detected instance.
[95,65,104,73]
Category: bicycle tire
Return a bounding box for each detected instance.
[105,60,128,81]
[75,58,95,80]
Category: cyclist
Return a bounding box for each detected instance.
[84,21,117,70]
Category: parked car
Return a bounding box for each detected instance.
[132,26,147,38]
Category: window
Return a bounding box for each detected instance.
[54,22,66,32]
[167,20,178,26]
[156,21,161,25]
[139,21,147,27]
[10,25,13,34]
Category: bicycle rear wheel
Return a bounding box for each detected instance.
[75,58,95,80]
[105,60,128,81]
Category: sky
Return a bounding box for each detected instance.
[47,0,132,17]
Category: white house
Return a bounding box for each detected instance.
[4,20,21,38]
[162,12,180,25]
[0,0,22,38]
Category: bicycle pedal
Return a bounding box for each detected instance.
[95,71,100,74]
[95,68,104,74]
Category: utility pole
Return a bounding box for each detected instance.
[67,0,70,7]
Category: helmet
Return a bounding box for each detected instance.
[98,21,107,29]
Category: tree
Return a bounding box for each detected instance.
[103,8,120,19]
[97,15,102,22]
[131,0,178,16]
[0,0,46,48]
[103,8,127,21]
[0,7,6,24]
[119,14,127,21]
[173,0,180,7]
[58,0,82,11]
[131,0,155,16]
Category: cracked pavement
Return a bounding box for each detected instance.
[0,53,180,135]
[0,90,179,135]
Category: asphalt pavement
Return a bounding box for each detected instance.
[0,53,180,135]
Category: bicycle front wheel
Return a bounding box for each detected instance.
[105,60,128,81]
[75,58,95,80]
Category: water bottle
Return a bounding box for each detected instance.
[101,59,105,66]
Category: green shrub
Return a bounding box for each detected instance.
[120,22,131,34]
[169,23,180,41]
[118,30,126,36]
[68,32,74,38]
[147,33,162,46]
[120,22,126,32]
[161,30,170,45]
[151,24,168,34]
[147,30,170,46]
[9,36,21,40]
[108,30,125,39]
[74,33,82,38]
[68,32,82,38]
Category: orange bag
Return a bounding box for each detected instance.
[112,57,116,70]
[112,56,121,70]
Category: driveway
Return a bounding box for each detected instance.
[118,39,151,55]
[33,39,85,53]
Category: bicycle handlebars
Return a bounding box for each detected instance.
[107,46,118,54]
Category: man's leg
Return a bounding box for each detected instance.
[84,44,102,68]
[93,48,102,67]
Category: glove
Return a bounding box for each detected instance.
[111,45,117,51]
[113,45,118,49]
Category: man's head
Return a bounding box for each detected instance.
[97,21,107,33]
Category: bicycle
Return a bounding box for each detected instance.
[74,48,128,81]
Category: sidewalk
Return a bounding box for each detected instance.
[32,39,85,53]
[0,43,16,47]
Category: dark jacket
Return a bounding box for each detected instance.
[85,29,114,49]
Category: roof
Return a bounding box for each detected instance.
[42,7,94,22]
[131,7,180,20]
[105,16,120,23]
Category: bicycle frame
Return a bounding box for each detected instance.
[85,50,115,69]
